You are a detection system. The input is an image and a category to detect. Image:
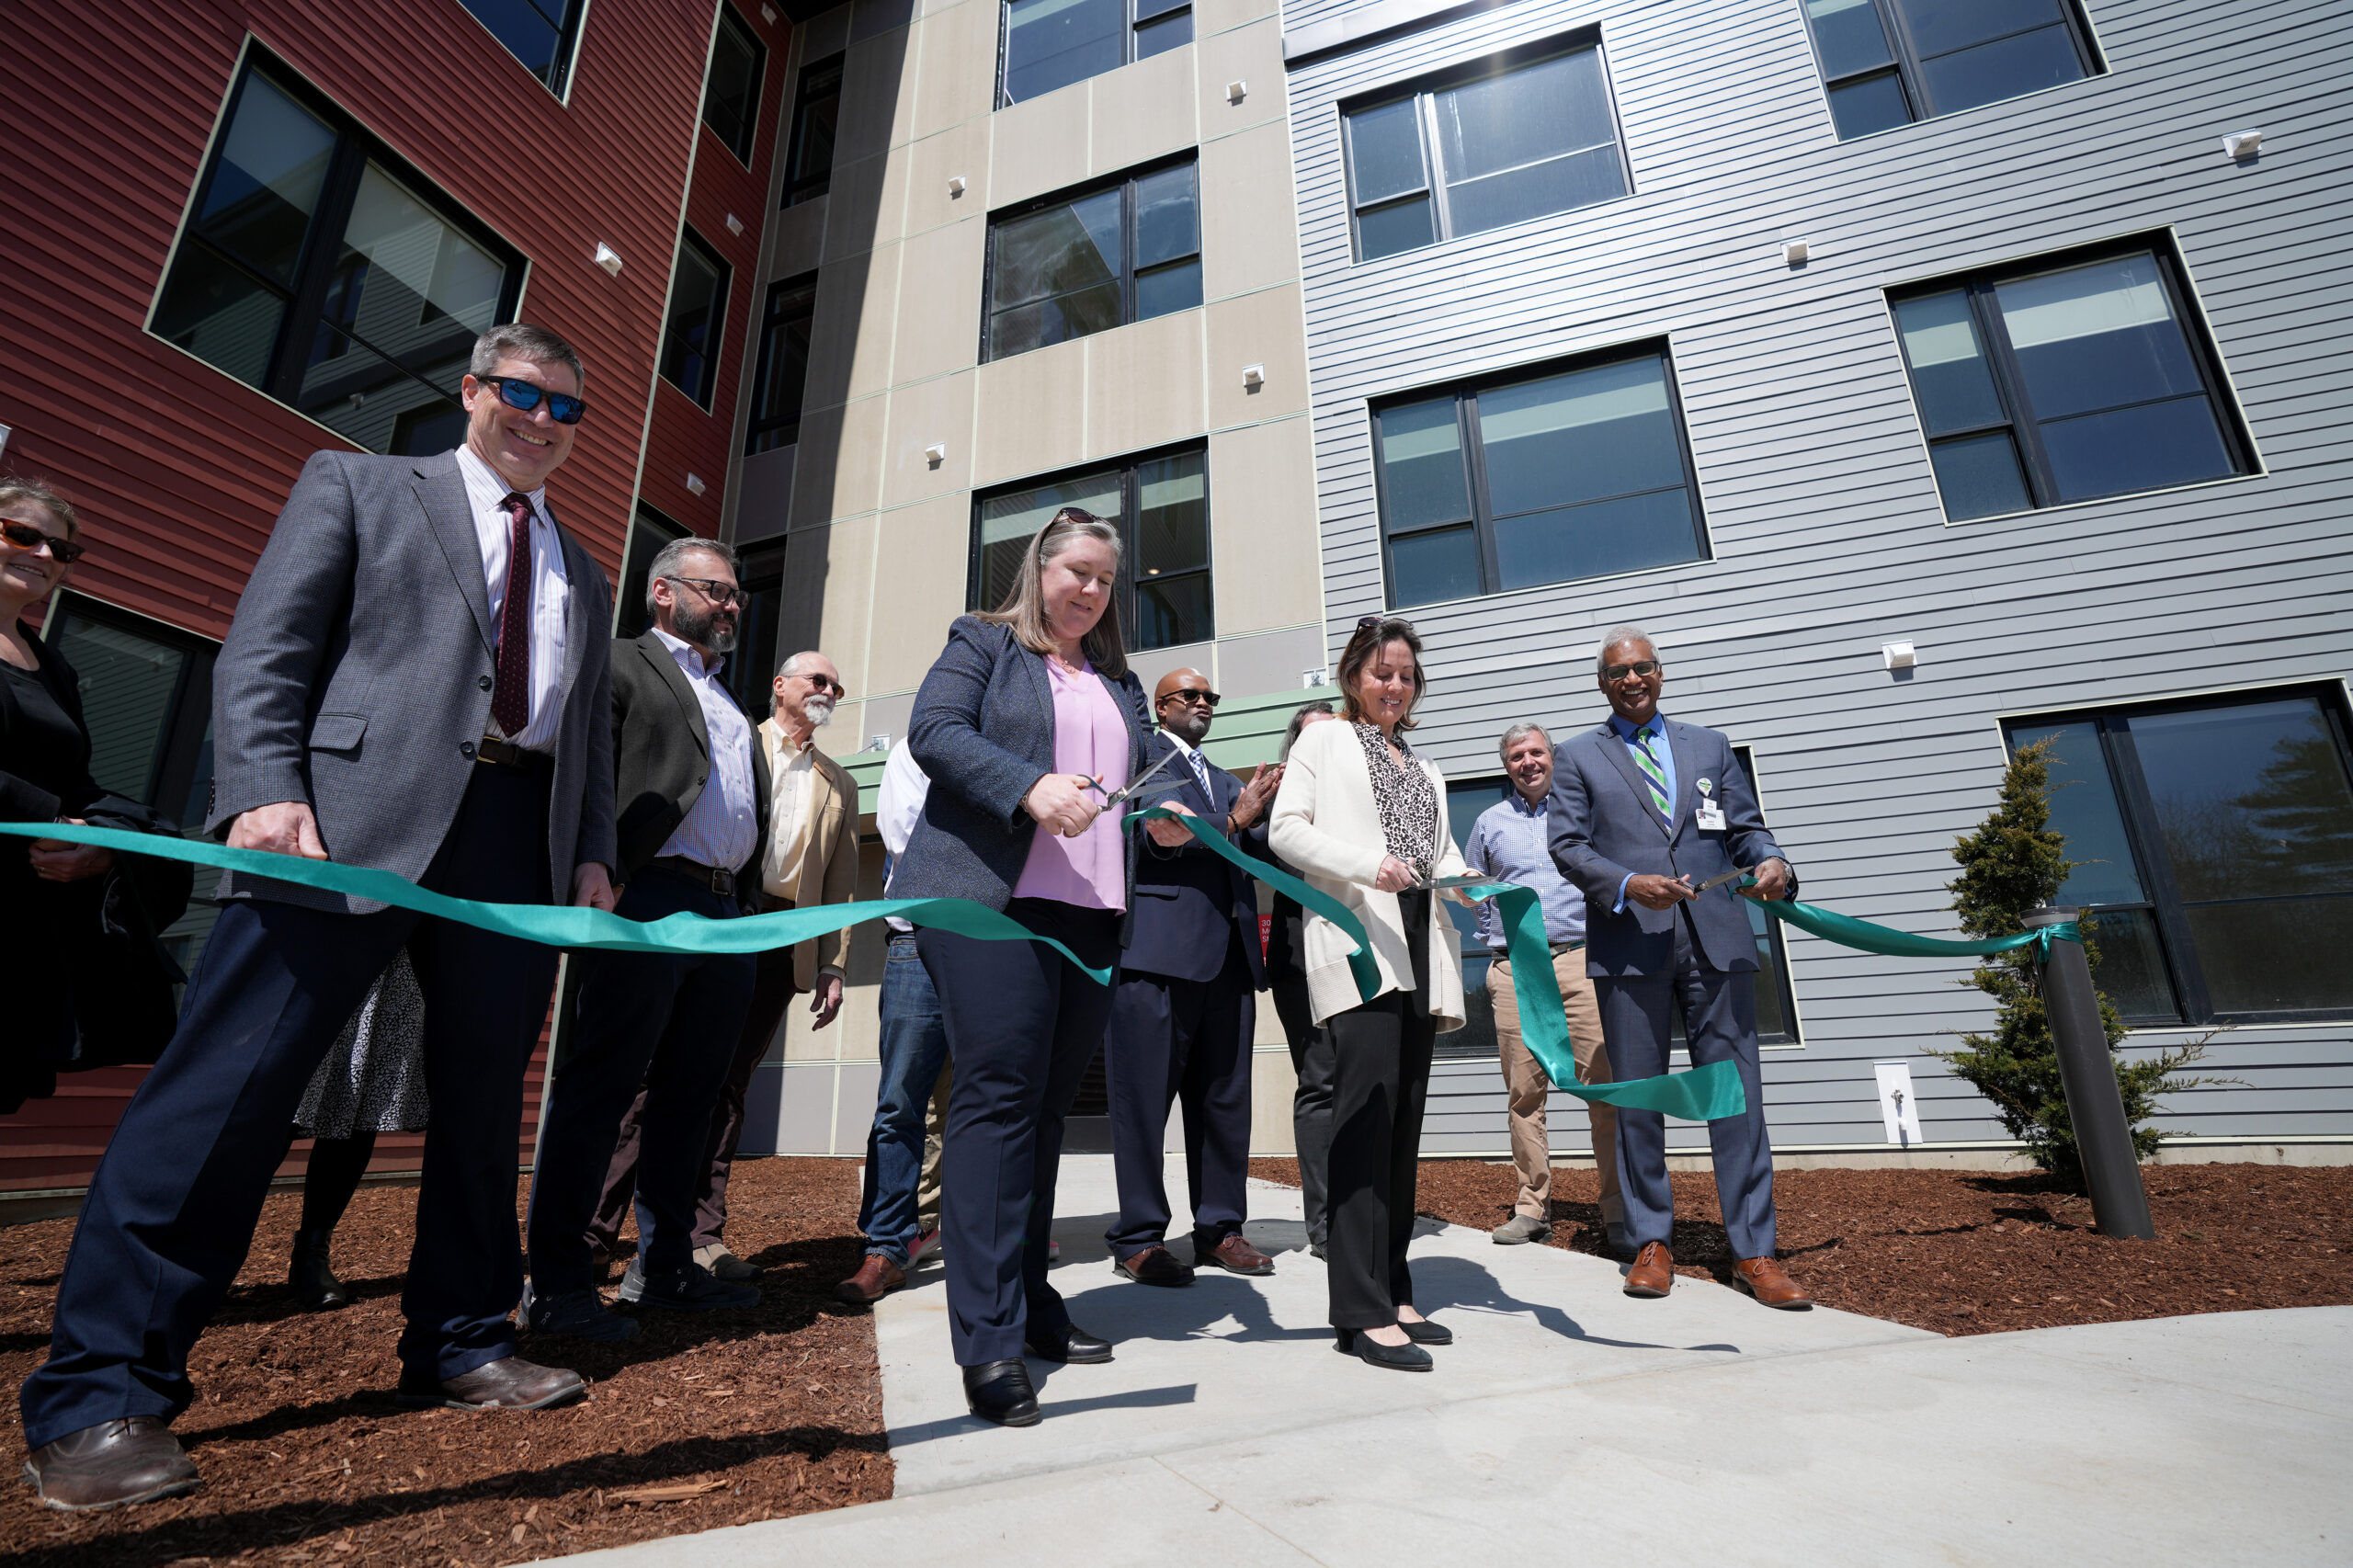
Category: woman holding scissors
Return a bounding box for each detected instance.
[1269,615,1472,1371]
[894,506,1152,1426]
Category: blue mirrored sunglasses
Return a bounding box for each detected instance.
[480,375,586,425]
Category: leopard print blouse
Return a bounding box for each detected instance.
[1353,722,1438,880]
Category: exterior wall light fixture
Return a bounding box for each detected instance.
[925,442,948,467]
[948,176,968,197]
[1242,363,1265,389]
[1783,239,1810,267]
[2222,130,2262,159]
[1882,641,1917,672]
[685,473,707,496]
[594,243,623,276]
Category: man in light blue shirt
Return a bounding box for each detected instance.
[1461,723,1626,1252]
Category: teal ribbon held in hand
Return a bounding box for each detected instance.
[0,822,1117,981]
[1736,877,2081,960]
[1126,809,1746,1122]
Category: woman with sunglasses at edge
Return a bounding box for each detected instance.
[892,506,1149,1426]
[1269,615,1472,1371]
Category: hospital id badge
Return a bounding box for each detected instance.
[1695,800,1727,833]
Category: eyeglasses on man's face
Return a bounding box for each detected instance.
[479,374,587,425]
[1159,688,1221,709]
[1601,660,1661,682]
[665,574,742,608]
[0,519,85,564]
[796,670,847,698]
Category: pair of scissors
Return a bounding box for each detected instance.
[1086,744,1182,811]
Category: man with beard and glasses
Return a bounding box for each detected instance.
[522,540,769,1337]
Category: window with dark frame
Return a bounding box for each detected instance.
[728,541,789,716]
[2006,688,2353,1025]
[969,446,1212,652]
[1370,346,1707,609]
[1891,240,2252,522]
[703,5,767,165]
[745,273,818,456]
[151,58,524,456]
[1343,38,1629,264]
[999,0,1192,108]
[983,158,1200,363]
[658,231,731,409]
[456,0,590,97]
[1801,0,2099,140]
[782,53,844,206]
[614,506,689,641]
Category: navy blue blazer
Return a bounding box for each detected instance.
[1120,733,1267,989]
[896,616,1150,923]
[1545,716,1797,979]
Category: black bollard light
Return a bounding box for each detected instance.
[2022,907,2156,1240]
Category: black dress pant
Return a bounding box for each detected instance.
[526,871,757,1296]
[918,897,1120,1367]
[1324,890,1435,1332]
[1268,971,1334,1250]
[1103,929,1256,1260]
[21,766,555,1449]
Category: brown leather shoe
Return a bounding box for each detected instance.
[1733,1256,1814,1310]
[834,1254,906,1305]
[1114,1244,1196,1287]
[1198,1233,1275,1276]
[397,1357,585,1411]
[24,1417,199,1511]
[1623,1241,1674,1298]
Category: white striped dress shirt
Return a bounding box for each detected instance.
[454,445,570,752]
[651,629,760,874]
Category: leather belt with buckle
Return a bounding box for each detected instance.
[648,857,735,897]
[475,734,552,773]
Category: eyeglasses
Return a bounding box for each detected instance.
[478,375,587,425]
[0,519,84,564]
[1601,660,1661,681]
[664,574,742,608]
[797,671,847,697]
[1158,688,1221,709]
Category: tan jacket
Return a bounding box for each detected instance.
[757,720,861,991]
[1267,717,1468,1030]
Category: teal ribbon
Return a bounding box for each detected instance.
[1127,810,1745,1122]
[1738,878,2081,960]
[0,822,1115,981]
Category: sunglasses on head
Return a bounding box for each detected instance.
[479,375,586,425]
[0,519,84,564]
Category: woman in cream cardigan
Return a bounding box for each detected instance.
[1269,615,1469,1371]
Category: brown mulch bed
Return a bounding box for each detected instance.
[1251,1156,2353,1336]
[0,1158,889,1567]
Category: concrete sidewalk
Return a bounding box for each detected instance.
[563,1156,2352,1567]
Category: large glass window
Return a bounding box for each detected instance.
[728,541,788,716]
[456,0,589,96]
[703,6,767,165]
[1802,0,2098,140]
[745,273,817,456]
[658,231,731,408]
[152,59,522,455]
[1892,244,2250,521]
[614,506,688,641]
[2006,688,2353,1022]
[983,160,1199,361]
[1000,0,1192,108]
[970,447,1211,652]
[1371,347,1706,608]
[1344,40,1628,263]
[782,53,843,206]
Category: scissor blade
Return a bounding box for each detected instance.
[1106,744,1181,807]
[1693,867,1747,892]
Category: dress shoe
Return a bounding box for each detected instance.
[696,1243,764,1282]
[1024,1323,1113,1364]
[1334,1328,1433,1372]
[524,1284,640,1341]
[1399,1317,1452,1346]
[1490,1214,1551,1245]
[619,1259,759,1312]
[24,1417,199,1511]
[1733,1256,1814,1310]
[835,1254,906,1305]
[1308,1239,1328,1261]
[397,1358,585,1411]
[1114,1244,1195,1287]
[289,1228,349,1311]
[1197,1233,1275,1276]
[962,1359,1041,1426]
[1623,1241,1675,1298]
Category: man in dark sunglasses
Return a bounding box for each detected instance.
[22,324,621,1511]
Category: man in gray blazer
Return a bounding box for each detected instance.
[21,324,619,1511]
[1547,626,1813,1311]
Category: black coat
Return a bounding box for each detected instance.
[1120,733,1267,988]
[608,631,772,888]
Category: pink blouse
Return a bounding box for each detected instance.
[1012,657,1131,910]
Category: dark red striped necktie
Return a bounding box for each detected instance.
[491,492,534,737]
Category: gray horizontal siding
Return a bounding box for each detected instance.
[1287,0,2353,1158]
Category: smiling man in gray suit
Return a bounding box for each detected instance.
[1546,625,1813,1312]
[20,324,619,1511]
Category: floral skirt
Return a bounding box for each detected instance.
[295,948,429,1136]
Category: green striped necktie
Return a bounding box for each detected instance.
[1631,725,1671,819]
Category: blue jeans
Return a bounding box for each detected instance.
[858,934,952,1267]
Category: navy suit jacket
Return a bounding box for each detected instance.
[1120,733,1267,989]
[1546,716,1795,978]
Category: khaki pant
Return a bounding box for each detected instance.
[1489,949,1623,1226]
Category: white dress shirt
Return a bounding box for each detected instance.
[455,444,571,753]
[1162,731,1215,796]
[649,629,760,874]
[878,739,934,933]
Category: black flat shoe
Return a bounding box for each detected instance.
[1024,1323,1113,1364]
[1400,1319,1452,1346]
[963,1359,1042,1426]
[1333,1327,1433,1371]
